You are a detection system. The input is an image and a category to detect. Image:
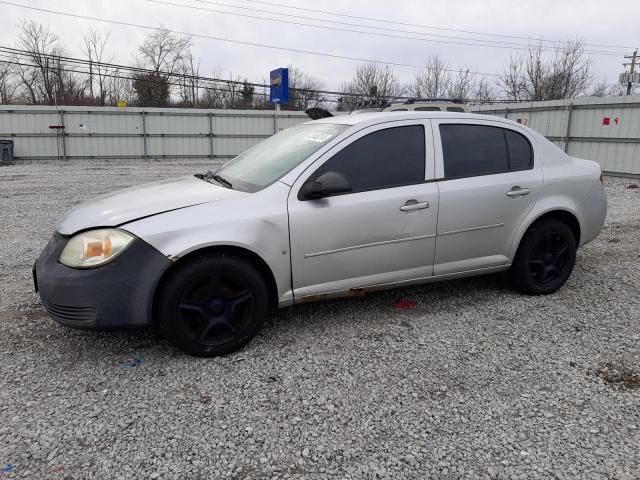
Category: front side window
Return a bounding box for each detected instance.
[215,123,348,192]
[307,125,426,195]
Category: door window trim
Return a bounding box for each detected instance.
[431,119,536,181]
[293,119,435,201]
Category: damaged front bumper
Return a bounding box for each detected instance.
[34,233,172,329]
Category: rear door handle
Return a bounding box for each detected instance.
[400,200,430,211]
[506,186,532,197]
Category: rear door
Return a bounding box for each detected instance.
[432,119,543,275]
[287,120,439,299]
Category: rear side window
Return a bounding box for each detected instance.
[390,108,408,111]
[446,107,465,112]
[439,124,533,179]
[310,125,425,194]
[415,106,441,111]
[505,130,533,170]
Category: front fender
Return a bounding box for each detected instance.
[123,182,294,306]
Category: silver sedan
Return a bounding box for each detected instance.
[34,112,607,356]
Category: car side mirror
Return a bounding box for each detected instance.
[300,171,352,200]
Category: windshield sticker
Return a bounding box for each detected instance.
[304,133,334,143]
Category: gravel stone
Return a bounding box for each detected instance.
[1,159,639,479]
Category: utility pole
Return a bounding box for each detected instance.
[623,49,638,95]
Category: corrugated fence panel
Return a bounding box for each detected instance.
[15,137,60,158]
[148,136,210,157]
[64,111,143,135]
[68,136,143,158]
[475,95,640,176]
[146,113,209,135]
[213,113,275,136]
[0,106,308,161]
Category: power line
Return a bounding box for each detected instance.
[182,0,627,54]
[0,1,503,77]
[1,48,521,104]
[147,0,625,56]
[0,46,402,101]
[0,55,284,101]
[241,0,633,51]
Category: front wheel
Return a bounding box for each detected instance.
[157,254,269,357]
[510,219,577,295]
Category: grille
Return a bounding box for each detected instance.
[43,302,97,323]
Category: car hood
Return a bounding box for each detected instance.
[56,175,242,235]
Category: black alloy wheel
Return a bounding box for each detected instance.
[528,233,570,287]
[158,254,269,356]
[511,219,577,295]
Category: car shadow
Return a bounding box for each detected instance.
[22,271,514,359]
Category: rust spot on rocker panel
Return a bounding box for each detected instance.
[300,287,366,304]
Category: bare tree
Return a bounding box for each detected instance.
[134,27,192,106]
[200,67,228,108]
[498,40,594,101]
[177,51,200,107]
[472,77,495,104]
[15,19,64,104]
[0,63,17,104]
[412,55,482,102]
[286,65,324,110]
[341,63,404,110]
[497,54,526,101]
[137,27,192,74]
[82,28,113,106]
[412,55,451,98]
[447,67,475,100]
[107,70,136,106]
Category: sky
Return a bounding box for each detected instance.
[0,0,638,96]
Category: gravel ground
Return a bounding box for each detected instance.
[0,159,639,480]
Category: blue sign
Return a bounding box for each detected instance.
[269,68,289,104]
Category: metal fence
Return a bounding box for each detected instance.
[2,98,640,177]
[475,95,640,177]
[0,105,309,161]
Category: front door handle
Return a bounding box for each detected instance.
[400,200,430,211]
[506,186,532,197]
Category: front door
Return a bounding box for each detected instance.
[287,120,439,299]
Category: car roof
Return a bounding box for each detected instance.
[305,111,514,127]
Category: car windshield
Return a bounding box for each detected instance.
[214,123,349,192]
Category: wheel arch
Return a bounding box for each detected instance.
[151,244,280,324]
[511,208,581,260]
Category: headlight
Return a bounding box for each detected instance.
[59,229,135,268]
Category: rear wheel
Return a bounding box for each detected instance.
[158,254,269,357]
[510,219,577,295]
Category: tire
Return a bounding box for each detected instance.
[157,254,269,357]
[510,219,577,295]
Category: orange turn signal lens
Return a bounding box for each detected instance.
[85,241,104,257]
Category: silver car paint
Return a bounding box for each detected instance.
[430,118,544,275]
[287,119,438,298]
[59,112,607,307]
[56,175,240,235]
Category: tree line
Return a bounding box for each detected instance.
[0,19,629,110]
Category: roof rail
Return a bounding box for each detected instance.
[391,98,464,105]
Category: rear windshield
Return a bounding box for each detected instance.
[215,123,349,192]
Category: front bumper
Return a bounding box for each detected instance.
[34,233,172,329]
